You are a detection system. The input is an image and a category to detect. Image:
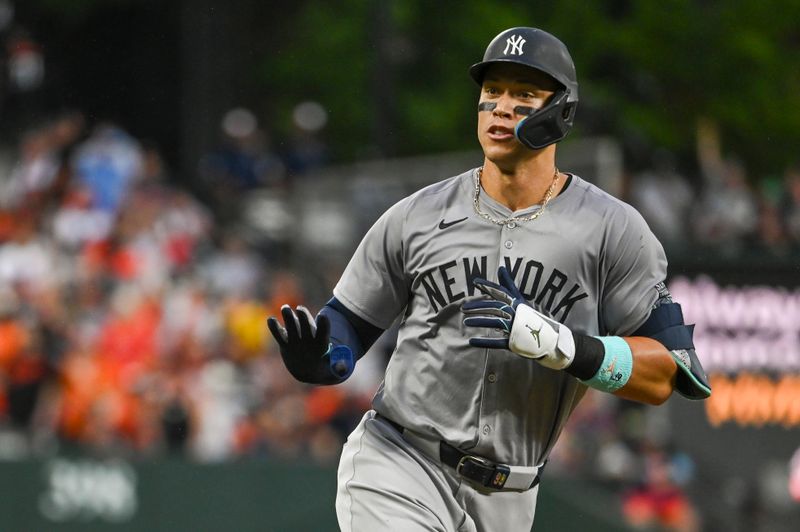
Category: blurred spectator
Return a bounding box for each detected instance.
[198,108,286,221]
[755,186,789,253]
[284,101,329,176]
[201,232,263,299]
[71,123,143,213]
[51,187,114,250]
[1,26,46,132]
[4,329,47,432]
[155,190,212,273]
[161,397,192,453]
[627,150,694,250]
[0,111,84,212]
[95,284,160,379]
[130,143,213,275]
[224,297,271,361]
[44,111,87,204]
[6,28,44,95]
[189,358,248,461]
[263,269,304,318]
[692,119,759,251]
[691,157,759,250]
[0,126,59,208]
[0,209,60,293]
[0,286,29,419]
[622,448,700,532]
[160,278,223,359]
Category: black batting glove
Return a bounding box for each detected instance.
[267,305,354,385]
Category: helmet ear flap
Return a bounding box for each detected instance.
[514,90,575,150]
[562,102,576,121]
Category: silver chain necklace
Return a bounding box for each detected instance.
[472,166,560,226]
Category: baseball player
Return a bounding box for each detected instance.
[268,27,711,532]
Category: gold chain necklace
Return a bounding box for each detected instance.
[472,166,559,226]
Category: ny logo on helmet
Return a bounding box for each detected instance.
[503,35,526,56]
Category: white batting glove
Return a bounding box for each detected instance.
[508,303,575,370]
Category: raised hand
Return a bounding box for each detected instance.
[267,305,354,384]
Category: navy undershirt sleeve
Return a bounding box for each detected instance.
[321,297,385,360]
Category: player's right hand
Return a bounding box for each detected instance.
[267,305,354,385]
[462,267,576,370]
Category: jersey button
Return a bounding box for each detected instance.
[506,222,517,229]
[487,373,497,383]
[482,425,491,435]
[504,240,513,249]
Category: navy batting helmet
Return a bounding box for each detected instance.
[470,27,578,149]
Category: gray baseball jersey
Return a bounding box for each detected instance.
[334,167,667,467]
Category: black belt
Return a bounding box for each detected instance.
[375,413,542,491]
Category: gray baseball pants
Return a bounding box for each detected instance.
[336,410,539,532]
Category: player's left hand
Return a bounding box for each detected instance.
[462,266,575,370]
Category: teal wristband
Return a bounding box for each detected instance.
[581,336,633,393]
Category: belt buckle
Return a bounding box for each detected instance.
[456,454,511,490]
[456,454,493,476]
[456,454,509,489]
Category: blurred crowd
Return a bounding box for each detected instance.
[0,110,374,466]
[625,120,800,258]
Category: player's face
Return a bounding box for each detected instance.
[477,63,559,165]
